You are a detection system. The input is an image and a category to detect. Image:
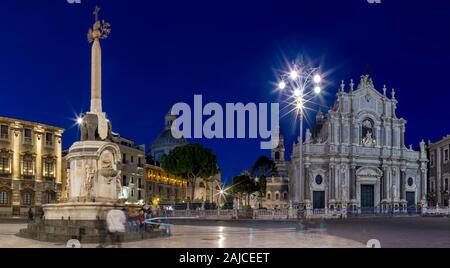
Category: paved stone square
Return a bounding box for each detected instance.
[0,217,448,248]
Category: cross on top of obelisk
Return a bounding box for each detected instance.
[93,6,100,22]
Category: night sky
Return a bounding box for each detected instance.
[0,0,449,184]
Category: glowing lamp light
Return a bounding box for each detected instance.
[296,100,304,110]
[313,74,322,84]
[76,117,83,125]
[290,70,299,80]
[314,86,321,94]
[278,81,286,90]
[294,89,301,97]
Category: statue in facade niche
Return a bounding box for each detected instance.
[83,165,96,201]
[362,131,376,147]
[392,184,398,201]
[342,185,348,203]
[305,129,312,143]
[362,119,376,147]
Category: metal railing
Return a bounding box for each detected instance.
[152,205,435,220]
[423,206,450,216]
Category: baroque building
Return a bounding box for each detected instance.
[263,126,289,209]
[286,75,428,214]
[149,111,222,205]
[427,135,450,207]
[149,112,187,163]
[112,133,146,204]
[145,164,187,204]
[186,173,222,204]
[0,116,63,216]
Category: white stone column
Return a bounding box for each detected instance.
[350,165,356,200]
[329,164,335,200]
[11,126,21,208]
[91,38,102,114]
[35,132,42,182]
[335,165,339,201]
[56,133,63,184]
[436,148,441,204]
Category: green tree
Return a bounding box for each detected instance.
[146,154,158,166]
[161,144,220,202]
[231,172,258,207]
[250,156,277,197]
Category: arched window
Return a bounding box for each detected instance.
[0,189,9,205]
[283,192,288,200]
[267,192,272,201]
[362,119,376,146]
[407,177,414,187]
[275,193,280,200]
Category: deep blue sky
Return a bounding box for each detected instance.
[0,0,449,184]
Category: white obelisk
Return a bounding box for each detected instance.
[90,33,102,113]
[87,6,111,140]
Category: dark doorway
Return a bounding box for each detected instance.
[361,185,374,213]
[406,192,416,213]
[313,191,325,209]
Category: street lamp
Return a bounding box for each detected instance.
[276,62,323,208]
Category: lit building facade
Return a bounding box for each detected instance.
[285,75,428,214]
[112,134,146,203]
[0,116,63,216]
[149,111,221,205]
[186,174,222,204]
[427,135,450,207]
[264,126,289,209]
[145,164,187,204]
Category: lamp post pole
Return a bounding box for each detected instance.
[276,62,323,210]
[298,109,304,208]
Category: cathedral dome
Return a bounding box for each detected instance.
[149,112,188,162]
[151,129,187,148]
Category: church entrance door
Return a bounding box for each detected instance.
[406,192,416,213]
[313,191,325,209]
[361,185,374,213]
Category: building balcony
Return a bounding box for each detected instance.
[22,174,35,180]
[44,141,54,148]
[0,170,11,176]
[23,137,33,145]
[43,176,55,182]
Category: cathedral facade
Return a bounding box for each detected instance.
[276,75,428,215]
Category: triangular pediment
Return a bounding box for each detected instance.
[353,74,385,101]
[350,75,389,117]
